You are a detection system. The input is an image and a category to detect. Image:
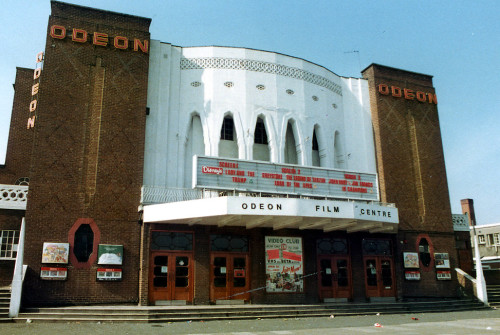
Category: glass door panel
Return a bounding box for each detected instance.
[381,260,393,288]
[213,256,227,287]
[337,259,349,287]
[365,259,378,286]
[233,257,246,288]
[320,259,333,287]
[175,256,189,287]
[153,255,168,287]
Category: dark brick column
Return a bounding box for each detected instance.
[22,1,151,306]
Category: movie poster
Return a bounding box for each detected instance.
[98,244,123,265]
[403,252,419,268]
[434,253,450,268]
[41,243,69,264]
[265,236,303,293]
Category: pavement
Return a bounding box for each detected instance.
[2,309,500,335]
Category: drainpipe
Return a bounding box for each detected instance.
[9,218,26,318]
[472,225,488,306]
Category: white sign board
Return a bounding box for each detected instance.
[194,156,379,201]
[143,197,399,224]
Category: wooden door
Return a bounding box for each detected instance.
[210,253,250,302]
[318,255,352,300]
[364,256,396,298]
[149,252,193,304]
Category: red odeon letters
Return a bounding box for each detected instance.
[27,51,44,129]
[378,83,437,104]
[49,25,149,53]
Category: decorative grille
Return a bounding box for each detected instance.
[180,57,343,96]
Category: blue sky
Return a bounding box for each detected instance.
[0,0,499,224]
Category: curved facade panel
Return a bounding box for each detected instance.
[144,43,376,189]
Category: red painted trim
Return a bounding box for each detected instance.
[68,218,101,269]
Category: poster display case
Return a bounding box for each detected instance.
[40,267,67,280]
[96,268,122,281]
[41,243,69,264]
[98,244,123,265]
[265,236,303,293]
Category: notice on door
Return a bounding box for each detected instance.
[265,236,303,293]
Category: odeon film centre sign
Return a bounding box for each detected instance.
[143,156,398,230]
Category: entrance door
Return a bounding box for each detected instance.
[364,256,396,298]
[318,255,352,300]
[210,253,250,302]
[149,252,193,304]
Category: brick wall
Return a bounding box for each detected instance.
[363,64,458,298]
[22,2,150,306]
[0,68,35,185]
[362,64,452,233]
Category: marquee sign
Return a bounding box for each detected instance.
[193,156,379,201]
[144,196,399,224]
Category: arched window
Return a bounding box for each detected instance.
[219,114,238,158]
[253,117,270,161]
[14,177,29,185]
[312,129,320,167]
[254,118,268,144]
[284,121,298,165]
[220,116,234,141]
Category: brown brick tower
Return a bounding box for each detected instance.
[22,1,151,305]
[362,64,457,298]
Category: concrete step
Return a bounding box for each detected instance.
[13,299,489,323]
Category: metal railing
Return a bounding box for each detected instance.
[141,185,395,208]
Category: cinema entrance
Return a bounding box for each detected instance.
[148,231,194,305]
[316,237,352,301]
[362,239,396,299]
[210,235,250,303]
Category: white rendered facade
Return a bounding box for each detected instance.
[144,42,376,190]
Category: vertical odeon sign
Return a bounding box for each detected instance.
[27,51,44,129]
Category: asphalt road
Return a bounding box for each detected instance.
[2,309,500,335]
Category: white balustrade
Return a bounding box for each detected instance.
[0,185,28,210]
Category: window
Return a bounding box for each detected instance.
[362,239,392,256]
[220,116,234,141]
[494,233,500,246]
[151,232,193,251]
[14,177,29,185]
[478,235,486,244]
[0,230,19,260]
[254,118,268,144]
[73,224,94,262]
[487,234,494,246]
[418,238,431,267]
[312,131,319,151]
